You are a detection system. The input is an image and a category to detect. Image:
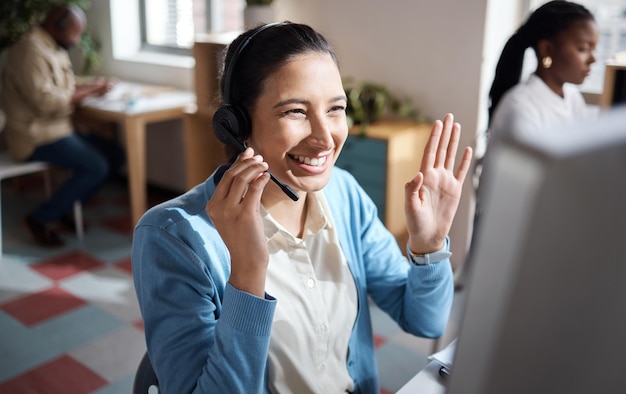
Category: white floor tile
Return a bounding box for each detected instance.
[0,256,52,303]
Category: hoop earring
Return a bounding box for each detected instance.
[542,56,552,69]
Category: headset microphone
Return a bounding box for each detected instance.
[212,22,299,202]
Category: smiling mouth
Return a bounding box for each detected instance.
[289,154,328,167]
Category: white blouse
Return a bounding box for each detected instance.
[263,191,358,393]
[489,73,590,141]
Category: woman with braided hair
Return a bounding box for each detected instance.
[487,0,598,140]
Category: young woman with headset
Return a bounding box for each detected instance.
[132,22,473,393]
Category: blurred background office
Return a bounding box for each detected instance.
[0,0,625,393]
[81,0,626,273]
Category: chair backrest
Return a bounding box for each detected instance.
[133,351,159,394]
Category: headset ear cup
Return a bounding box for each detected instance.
[212,106,237,144]
[212,105,251,147]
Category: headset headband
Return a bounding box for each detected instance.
[222,22,287,105]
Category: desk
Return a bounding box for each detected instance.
[396,361,446,394]
[76,81,195,225]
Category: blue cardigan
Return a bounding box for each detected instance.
[132,166,454,394]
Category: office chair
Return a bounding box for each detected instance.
[133,351,159,393]
[0,152,84,255]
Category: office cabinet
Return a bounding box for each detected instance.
[335,121,431,242]
[183,32,239,188]
[182,110,229,189]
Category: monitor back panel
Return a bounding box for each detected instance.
[447,108,626,394]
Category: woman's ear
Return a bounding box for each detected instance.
[536,39,556,69]
[536,39,553,61]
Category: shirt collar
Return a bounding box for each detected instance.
[262,192,331,241]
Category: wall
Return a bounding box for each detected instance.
[85,0,520,269]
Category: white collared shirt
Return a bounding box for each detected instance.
[489,73,590,141]
[263,191,358,393]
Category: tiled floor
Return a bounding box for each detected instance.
[0,176,462,393]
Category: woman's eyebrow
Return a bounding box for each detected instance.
[273,98,309,108]
[273,95,347,108]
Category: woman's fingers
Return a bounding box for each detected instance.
[213,148,268,204]
[434,114,454,168]
[240,171,270,209]
[444,121,461,171]
[455,146,474,182]
[422,113,472,177]
[421,119,443,171]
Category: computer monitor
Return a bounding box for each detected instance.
[447,106,626,394]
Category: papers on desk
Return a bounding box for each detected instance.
[428,338,457,376]
[81,81,195,114]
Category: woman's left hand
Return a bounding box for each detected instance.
[405,113,473,254]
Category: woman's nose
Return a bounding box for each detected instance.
[309,116,334,147]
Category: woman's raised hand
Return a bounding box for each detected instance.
[404,113,473,255]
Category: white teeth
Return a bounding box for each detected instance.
[292,155,327,167]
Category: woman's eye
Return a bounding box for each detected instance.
[330,105,346,114]
[283,108,306,117]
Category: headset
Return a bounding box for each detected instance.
[212,22,299,201]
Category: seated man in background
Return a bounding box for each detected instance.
[0,4,123,248]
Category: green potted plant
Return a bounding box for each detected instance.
[0,0,100,75]
[343,78,425,135]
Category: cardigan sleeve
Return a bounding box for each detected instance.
[132,221,276,393]
[360,204,454,338]
[326,168,454,338]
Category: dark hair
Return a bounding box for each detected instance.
[43,4,85,31]
[218,22,339,162]
[488,1,594,123]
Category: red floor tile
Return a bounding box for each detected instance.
[0,354,107,394]
[373,334,387,348]
[31,251,105,281]
[133,318,145,331]
[0,287,86,326]
[114,257,133,274]
[101,215,133,235]
[83,194,105,208]
[112,194,130,208]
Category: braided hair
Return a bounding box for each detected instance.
[488,1,594,124]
